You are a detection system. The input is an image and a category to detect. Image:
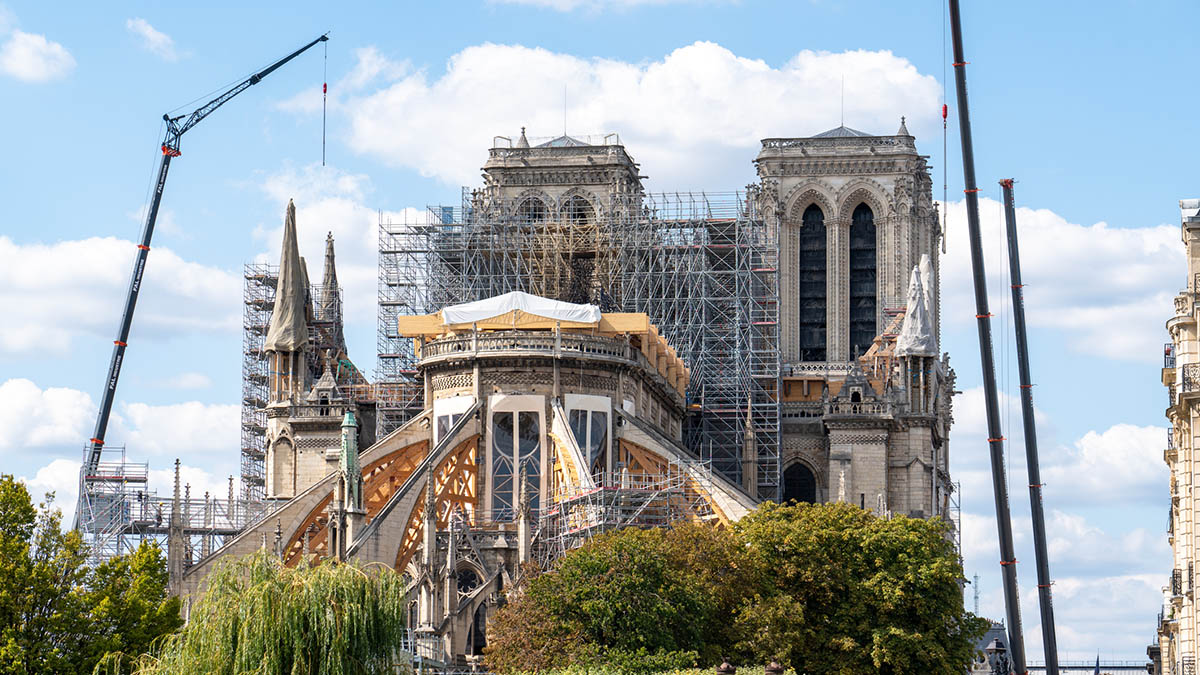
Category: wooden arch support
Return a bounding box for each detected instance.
[281,439,430,567]
[394,435,480,573]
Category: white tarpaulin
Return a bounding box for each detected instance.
[441,291,602,325]
[264,200,309,352]
[895,265,936,357]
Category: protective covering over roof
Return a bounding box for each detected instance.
[1182,199,1200,224]
[264,200,310,352]
[812,125,872,138]
[442,291,601,326]
[536,134,590,148]
[896,265,936,357]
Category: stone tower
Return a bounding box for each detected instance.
[755,120,952,519]
[468,128,644,305]
[755,118,939,363]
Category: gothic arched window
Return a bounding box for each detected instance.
[516,197,547,223]
[562,196,595,225]
[782,462,817,503]
[849,203,877,356]
[797,204,827,362]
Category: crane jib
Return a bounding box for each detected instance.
[81,33,329,480]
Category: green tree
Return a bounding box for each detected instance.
[735,502,988,674]
[104,550,410,675]
[485,523,754,672]
[81,542,183,670]
[0,475,183,674]
[0,475,89,674]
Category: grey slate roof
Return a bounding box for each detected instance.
[536,134,590,148]
[812,125,873,138]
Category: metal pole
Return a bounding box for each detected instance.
[946,1,1028,672]
[1000,178,1059,674]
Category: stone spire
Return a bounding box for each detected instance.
[897,116,910,136]
[340,410,362,510]
[516,126,530,149]
[264,199,309,353]
[320,232,346,352]
[167,459,183,596]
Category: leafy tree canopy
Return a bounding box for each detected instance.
[485,502,987,674]
[0,474,182,675]
[103,550,410,675]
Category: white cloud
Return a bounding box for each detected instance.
[125,17,178,62]
[0,29,75,82]
[160,372,212,390]
[0,235,240,356]
[20,458,81,523]
[941,198,1179,363]
[1043,423,1168,505]
[0,378,94,449]
[327,42,938,190]
[255,163,427,329]
[0,378,238,459]
[119,400,239,456]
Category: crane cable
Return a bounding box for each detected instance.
[941,0,948,254]
[322,39,328,166]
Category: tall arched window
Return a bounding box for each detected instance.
[849,203,877,356]
[782,462,817,503]
[516,197,547,223]
[562,196,595,224]
[797,204,827,361]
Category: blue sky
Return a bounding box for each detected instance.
[1,0,1195,660]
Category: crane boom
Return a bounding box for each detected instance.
[83,33,329,483]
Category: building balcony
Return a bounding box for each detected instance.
[1184,364,1200,395]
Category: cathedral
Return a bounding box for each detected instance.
[174,121,955,666]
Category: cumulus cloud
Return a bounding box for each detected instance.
[0,378,95,449]
[0,378,238,459]
[20,458,82,522]
[125,17,178,62]
[941,198,1179,363]
[299,42,938,190]
[0,235,240,357]
[0,29,75,82]
[255,163,429,328]
[159,372,212,390]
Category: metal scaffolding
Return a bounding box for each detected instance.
[76,445,266,566]
[376,189,782,500]
[241,264,276,502]
[535,460,718,566]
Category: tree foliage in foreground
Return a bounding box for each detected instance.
[485,502,987,674]
[102,550,410,675]
[0,475,181,675]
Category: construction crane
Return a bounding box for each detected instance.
[77,32,329,525]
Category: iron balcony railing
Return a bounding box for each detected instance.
[1183,364,1200,394]
[1173,568,1184,596]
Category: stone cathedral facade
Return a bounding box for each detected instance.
[756,120,953,518]
[177,121,956,666]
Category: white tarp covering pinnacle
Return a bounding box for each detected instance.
[441,291,602,325]
[896,265,936,357]
[264,199,309,352]
[919,253,936,350]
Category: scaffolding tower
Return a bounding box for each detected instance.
[535,460,718,566]
[376,189,782,500]
[241,264,276,502]
[76,445,265,566]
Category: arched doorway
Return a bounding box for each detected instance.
[782,462,817,503]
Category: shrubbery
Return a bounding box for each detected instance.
[485,501,987,674]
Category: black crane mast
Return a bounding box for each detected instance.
[80,33,329,516]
